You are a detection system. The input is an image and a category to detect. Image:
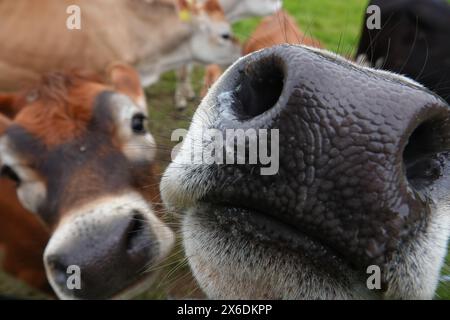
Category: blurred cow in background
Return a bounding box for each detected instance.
[201,10,322,97]
[356,0,450,103]
[0,0,240,91]
[175,0,283,109]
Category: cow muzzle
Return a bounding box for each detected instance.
[162,44,450,299]
[44,192,174,300]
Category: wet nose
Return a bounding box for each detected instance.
[44,201,168,300]
[206,44,450,268]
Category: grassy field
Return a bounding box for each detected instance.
[1,0,448,300]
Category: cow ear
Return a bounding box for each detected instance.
[107,62,147,112]
[202,0,223,15]
[177,0,193,11]
[177,0,198,18]
[0,93,21,119]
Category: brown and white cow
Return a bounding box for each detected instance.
[0,64,174,299]
[174,0,283,109]
[201,10,323,97]
[0,0,240,90]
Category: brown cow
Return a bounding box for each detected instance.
[201,10,322,96]
[0,0,240,90]
[0,64,174,299]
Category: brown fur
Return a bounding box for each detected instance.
[108,63,145,107]
[0,112,50,293]
[0,179,51,293]
[14,73,105,147]
[203,0,226,20]
[243,10,322,54]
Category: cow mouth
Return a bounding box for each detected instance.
[193,200,359,278]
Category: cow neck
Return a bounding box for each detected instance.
[138,40,194,87]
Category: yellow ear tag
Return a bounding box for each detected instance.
[179,9,191,22]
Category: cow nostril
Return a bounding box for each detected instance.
[403,116,450,188]
[125,211,148,254]
[232,55,285,119]
[46,256,69,286]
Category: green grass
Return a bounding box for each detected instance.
[234,0,367,56]
[437,253,450,299]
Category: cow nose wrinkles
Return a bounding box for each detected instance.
[204,44,450,269]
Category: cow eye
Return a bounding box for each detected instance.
[0,165,21,185]
[131,113,147,134]
[221,33,231,40]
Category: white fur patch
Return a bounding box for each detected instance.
[110,94,157,163]
[0,135,47,214]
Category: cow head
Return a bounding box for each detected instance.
[162,45,450,299]
[0,64,174,299]
[177,0,241,65]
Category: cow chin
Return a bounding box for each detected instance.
[44,192,174,300]
[182,205,372,300]
[180,203,448,300]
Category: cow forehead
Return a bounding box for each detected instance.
[11,88,129,151]
[0,91,145,225]
[206,10,226,21]
[0,90,146,174]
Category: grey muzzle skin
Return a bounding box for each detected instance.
[163,44,450,297]
[45,211,154,299]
